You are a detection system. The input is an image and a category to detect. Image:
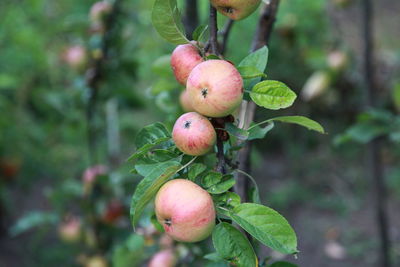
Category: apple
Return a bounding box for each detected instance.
[85,256,108,267]
[300,71,331,101]
[148,249,177,267]
[187,60,243,118]
[89,1,112,23]
[179,90,194,112]
[58,216,81,243]
[172,112,216,156]
[62,45,87,70]
[82,165,107,194]
[171,42,204,85]
[210,0,261,20]
[327,51,348,72]
[155,179,216,243]
[102,200,124,224]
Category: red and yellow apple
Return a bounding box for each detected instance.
[172,112,216,156]
[155,179,215,243]
[210,0,261,20]
[187,60,243,118]
[170,42,204,85]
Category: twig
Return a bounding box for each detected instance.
[216,137,227,174]
[234,0,280,202]
[361,0,391,266]
[220,19,234,54]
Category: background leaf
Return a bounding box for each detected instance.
[267,116,325,134]
[212,222,258,267]
[239,46,269,91]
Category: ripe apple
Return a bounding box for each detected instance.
[85,255,108,267]
[102,200,124,224]
[62,45,87,70]
[179,90,194,112]
[187,60,243,118]
[90,1,112,23]
[58,216,81,243]
[171,42,204,85]
[210,0,261,20]
[172,112,216,156]
[155,179,215,243]
[148,249,177,267]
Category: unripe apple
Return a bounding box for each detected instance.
[148,249,177,267]
[187,60,243,118]
[179,90,194,112]
[210,0,261,20]
[155,179,216,243]
[172,112,216,156]
[171,42,204,85]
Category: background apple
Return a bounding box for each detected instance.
[187,60,243,118]
[89,1,112,23]
[172,112,216,156]
[210,0,261,20]
[170,42,204,85]
[148,249,177,267]
[179,90,194,112]
[155,179,215,243]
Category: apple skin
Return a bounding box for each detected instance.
[210,0,261,20]
[179,90,194,112]
[148,249,177,267]
[63,45,87,70]
[155,179,216,243]
[187,60,243,118]
[172,112,216,156]
[171,43,204,85]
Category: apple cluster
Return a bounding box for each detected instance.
[171,42,244,156]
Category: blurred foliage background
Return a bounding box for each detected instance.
[0,0,399,266]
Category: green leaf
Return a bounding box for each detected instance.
[208,176,236,194]
[152,0,190,45]
[112,235,145,267]
[230,203,298,255]
[248,122,274,140]
[239,46,269,73]
[202,172,235,194]
[151,79,177,95]
[212,223,258,267]
[192,25,208,42]
[250,81,297,110]
[130,160,182,228]
[188,163,207,181]
[225,123,249,140]
[267,116,325,134]
[239,46,269,90]
[206,54,220,60]
[204,252,224,262]
[128,123,171,161]
[10,211,58,236]
[238,66,267,79]
[269,261,298,267]
[213,192,241,216]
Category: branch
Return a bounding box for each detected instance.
[184,0,199,39]
[85,0,122,164]
[209,5,219,55]
[234,0,280,202]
